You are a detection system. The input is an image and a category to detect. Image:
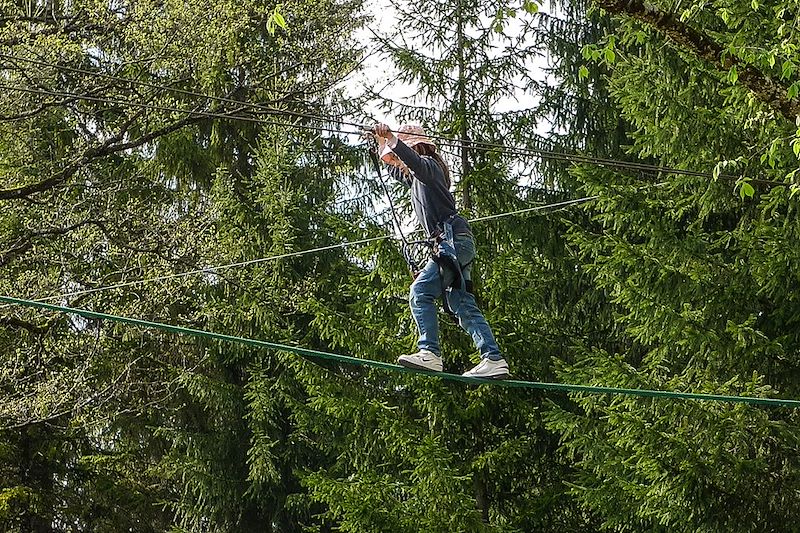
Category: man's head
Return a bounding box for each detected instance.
[379,124,436,166]
[396,124,435,152]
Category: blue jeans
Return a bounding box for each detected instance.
[409,235,503,361]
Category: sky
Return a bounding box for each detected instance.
[349,0,548,126]
[348,0,413,124]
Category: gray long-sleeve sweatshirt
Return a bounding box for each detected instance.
[388,139,471,238]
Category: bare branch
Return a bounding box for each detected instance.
[0,315,48,334]
[0,112,203,201]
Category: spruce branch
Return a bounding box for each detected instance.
[594,0,800,120]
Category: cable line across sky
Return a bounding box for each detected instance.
[1,194,599,308]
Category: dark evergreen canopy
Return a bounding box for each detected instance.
[2,0,800,531]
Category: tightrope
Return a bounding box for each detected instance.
[2,296,798,408]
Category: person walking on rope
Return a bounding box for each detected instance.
[373,123,509,379]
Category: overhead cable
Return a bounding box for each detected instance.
[0,53,780,184]
[9,194,598,306]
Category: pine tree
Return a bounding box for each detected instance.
[546,1,800,530]
[300,0,628,530]
[0,0,367,529]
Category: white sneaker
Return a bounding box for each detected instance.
[462,358,510,380]
[397,350,444,372]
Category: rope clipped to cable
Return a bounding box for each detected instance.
[363,130,428,274]
[2,295,799,408]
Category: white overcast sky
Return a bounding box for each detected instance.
[349,0,549,125]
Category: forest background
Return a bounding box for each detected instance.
[2,0,800,531]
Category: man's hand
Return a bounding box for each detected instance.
[373,123,397,145]
[372,123,405,169]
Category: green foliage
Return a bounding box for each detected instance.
[0,0,365,529]
[267,4,288,35]
[7,0,800,529]
[546,0,800,529]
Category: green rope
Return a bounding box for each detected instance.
[2,295,799,408]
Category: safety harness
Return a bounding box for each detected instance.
[430,215,475,318]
